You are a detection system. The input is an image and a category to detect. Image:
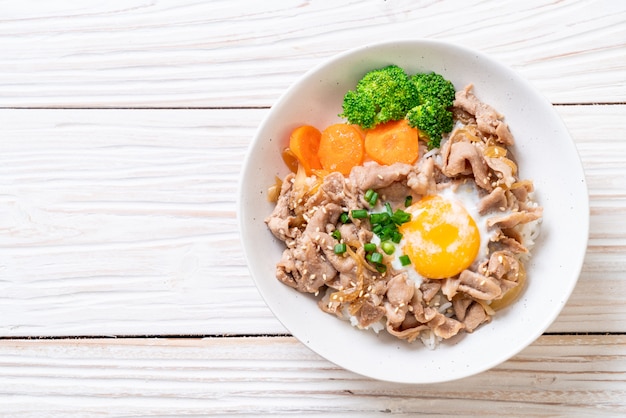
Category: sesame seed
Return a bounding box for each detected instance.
[315,227,320,232]
[377,174,384,180]
[499,206,506,211]
[310,274,316,280]
[363,293,370,298]
[359,290,364,298]
[498,255,504,263]
[322,274,327,280]
[350,281,357,287]
[483,178,488,184]
[322,207,327,214]
[394,306,400,313]
[314,290,319,296]
[480,280,486,286]
[302,269,308,275]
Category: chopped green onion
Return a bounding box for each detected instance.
[370,212,389,224]
[368,191,379,206]
[364,243,377,253]
[404,196,413,207]
[381,241,395,255]
[340,212,351,224]
[331,230,341,240]
[364,189,374,202]
[351,209,368,219]
[369,252,383,264]
[384,202,393,216]
[376,264,387,274]
[399,254,411,266]
[391,231,403,243]
[334,243,347,255]
[391,209,411,225]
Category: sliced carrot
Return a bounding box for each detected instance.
[288,125,322,175]
[364,119,419,165]
[318,123,364,176]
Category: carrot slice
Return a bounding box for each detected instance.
[318,123,364,176]
[364,119,419,165]
[288,125,322,175]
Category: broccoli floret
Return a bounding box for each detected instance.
[406,100,454,149]
[340,65,419,129]
[411,72,456,107]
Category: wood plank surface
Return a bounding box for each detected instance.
[0,335,624,416]
[0,106,623,336]
[0,0,624,108]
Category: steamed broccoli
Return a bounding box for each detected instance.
[406,99,454,149]
[406,72,456,148]
[340,65,419,129]
[411,72,456,107]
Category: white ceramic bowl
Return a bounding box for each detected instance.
[238,40,589,383]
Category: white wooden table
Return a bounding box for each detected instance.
[1,1,625,415]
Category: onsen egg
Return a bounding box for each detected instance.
[397,183,494,280]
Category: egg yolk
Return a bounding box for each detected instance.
[400,195,480,279]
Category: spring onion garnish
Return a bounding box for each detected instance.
[334,243,347,255]
[339,212,351,224]
[364,243,377,253]
[399,254,412,266]
[369,252,383,264]
[331,229,341,240]
[404,195,413,207]
[364,189,379,206]
[381,241,395,255]
[351,209,368,219]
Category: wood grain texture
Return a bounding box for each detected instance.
[0,0,624,107]
[0,335,624,416]
[0,106,624,336]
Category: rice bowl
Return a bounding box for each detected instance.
[238,40,588,383]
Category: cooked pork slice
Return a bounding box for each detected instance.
[386,323,429,343]
[265,173,299,241]
[452,295,474,321]
[477,186,508,215]
[305,171,359,212]
[463,302,490,333]
[487,250,522,281]
[454,84,515,146]
[407,157,436,196]
[458,270,502,300]
[302,202,342,237]
[276,233,337,293]
[484,156,516,188]
[357,301,386,328]
[428,313,464,339]
[384,272,414,326]
[487,206,543,229]
[491,231,529,254]
[441,277,462,300]
[420,281,442,303]
[349,161,413,191]
[510,180,534,203]
[441,140,492,191]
